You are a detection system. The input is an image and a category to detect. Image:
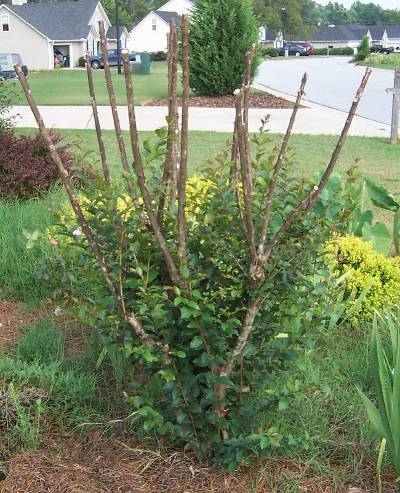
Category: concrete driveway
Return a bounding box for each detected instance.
[255,56,395,125]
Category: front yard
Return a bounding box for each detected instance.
[12,62,177,106]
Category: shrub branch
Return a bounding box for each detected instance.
[84,52,110,183]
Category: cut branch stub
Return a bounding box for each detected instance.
[122,52,186,290]
[15,63,172,364]
[84,52,110,183]
[177,14,190,272]
[14,63,119,307]
[98,20,144,218]
[158,20,179,223]
[258,72,308,256]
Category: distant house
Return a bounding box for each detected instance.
[128,0,194,53]
[0,0,112,70]
[259,27,283,49]
[311,24,400,52]
[107,25,129,50]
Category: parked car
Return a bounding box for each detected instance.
[295,42,315,55]
[370,45,394,54]
[278,43,311,56]
[90,50,136,69]
[0,53,28,80]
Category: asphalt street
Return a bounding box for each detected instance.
[255,56,395,125]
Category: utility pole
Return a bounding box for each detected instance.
[116,0,121,74]
[386,68,400,144]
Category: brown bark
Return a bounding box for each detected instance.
[262,68,372,263]
[98,21,144,217]
[122,52,185,290]
[85,53,110,183]
[177,14,190,271]
[14,64,119,306]
[15,63,171,362]
[157,21,179,223]
[258,73,308,256]
[235,89,258,278]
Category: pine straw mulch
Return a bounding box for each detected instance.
[0,299,87,356]
[143,92,296,109]
[0,299,44,350]
[0,430,395,493]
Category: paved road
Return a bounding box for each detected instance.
[255,56,395,125]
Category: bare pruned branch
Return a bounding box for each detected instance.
[98,21,144,216]
[258,73,308,255]
[122,52,185,289]
[235,89,257,275]
[262,67,372,264]
[158,20,179,223]
[85,53,110,183]
[177,14,190,271]
[15,64,119,306]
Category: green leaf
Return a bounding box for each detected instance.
[143,420,154,432]
[394,208,400,256]
[190,336,203,350]
[362,222,391,256]
[365,178,399,212]
[170,350,186,359]
[278,398,289,411]
[260,436,270,449]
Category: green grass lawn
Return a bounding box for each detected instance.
[12,62,176,106]
[360,53,400,70]
[18,128,400,192]
[1,129,399,489]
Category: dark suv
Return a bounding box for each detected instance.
[90,49,136,69]
[370,45,394,54]
[0,53,28,80]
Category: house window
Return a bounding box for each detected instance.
[152,18,156,31]
[1,14,10,32]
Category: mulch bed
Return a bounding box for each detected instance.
[0,430,394,493]
[0,299,43,350]
[143,92,296,109]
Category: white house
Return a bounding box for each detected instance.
[128,0,193,53]
[311,24,400,52]
[0,0,111,69]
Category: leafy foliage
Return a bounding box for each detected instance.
[0,80,18,135]
[37,125,361,468]
[0,131,73,201]
[327,236,400,323]
[189,0,261,96]
[355,36,370,62]
[359,312,400,482]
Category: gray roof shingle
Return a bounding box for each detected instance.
[155,10,181,26]
[311,24,400,43]
[107,24,126,40]
[7,0,99,40]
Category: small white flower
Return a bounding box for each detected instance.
[72,229,82,237]
[53,307,62,316]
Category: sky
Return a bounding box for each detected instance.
[317,0,399,7]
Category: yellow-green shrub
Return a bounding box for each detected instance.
[327,235,400,322]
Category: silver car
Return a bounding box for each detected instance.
[0,53,28,80]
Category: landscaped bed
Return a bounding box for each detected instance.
[143,92,296,108]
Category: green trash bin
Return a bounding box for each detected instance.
[140,52,152,75]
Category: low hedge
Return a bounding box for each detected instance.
[262,48,278,58]
[0,131,73,201]
[327,235,400,322]
[313,47,354,56]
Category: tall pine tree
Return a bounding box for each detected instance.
[189,0,260,97]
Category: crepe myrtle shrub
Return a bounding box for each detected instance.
[356,36,370,62]
[189,0,261,96]
[0,131,73,201]
[14,16,371,468]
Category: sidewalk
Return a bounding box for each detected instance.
[11,91,391,137]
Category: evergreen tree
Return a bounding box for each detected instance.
[190,0,261,97]
[355,35,370,61]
